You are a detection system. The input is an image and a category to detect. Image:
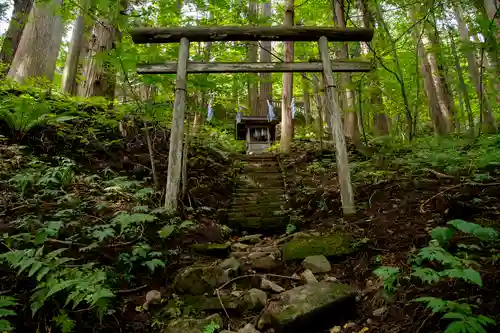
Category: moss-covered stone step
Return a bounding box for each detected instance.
[232,197,287,206]
[235,188,285,194]
[228,210,285,219]
[281,233,355,260]
[236,179,285,188]
[228,203,287,213]
[228,215,289,231]
[243,166,281,172]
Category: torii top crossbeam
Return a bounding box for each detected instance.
[130,26,373,44]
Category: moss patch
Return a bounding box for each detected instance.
[281,232,355,260]
[190,243,230,256]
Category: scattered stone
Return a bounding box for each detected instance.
[220,257,241,271]
[248,252,268,260]
[231,290,244,297]
[301,269,318,284]
[173,265,230,295]
[232,242,250,251]
[291,273,301,280]
[344,322,356,329]
[281,233,354,260]
[143,290,161,310]
[230,252,247,258]
[239,234,263,244]
[184,295,240,311]
[165,314,223,333]
[253,246,280,254]
[366,319,373,325]
[243,288,268,309]
[330,327,341,333]
[261,278,285,293]
[372,306,387,317]
[238,323,260,333]
[324,276,338,282]
[302,255,331,273]
[264,281,357,333]
[190,243,231,256]
[251,255,281,271]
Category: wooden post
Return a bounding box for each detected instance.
[318,36,355,215]
[165,37,190,212]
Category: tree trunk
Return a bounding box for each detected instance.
[424,20,456,132]
[0,0,34,75]
[81,21,117,99]
[448,25,474,135]
[301,74,312,126]
[280,0,294,153]
[482,0,500,104]
[312,73,324,150]
[192,40,212,133]
[357,0,388,136]
[62,0,91,95]
[333,0,358,143]
[7,0,63,83]
[410,8,447,135]
[454,4,496,133]
[247,0,259,116]
[259,0,272,116]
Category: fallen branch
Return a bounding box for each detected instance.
[116,284,147,294]
[215,273,299,294]
[419,182,500,213]
[422,168,454,179]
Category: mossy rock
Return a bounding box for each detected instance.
[165,314,223,333]
[281,232,355,260]
[190,243,231,256]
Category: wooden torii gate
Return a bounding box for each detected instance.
[130,26,374,215]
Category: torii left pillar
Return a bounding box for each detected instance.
[165,37,190,211]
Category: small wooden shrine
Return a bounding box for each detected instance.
[236,113,279,154]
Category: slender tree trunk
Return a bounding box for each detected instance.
[301,75,311,126]
[454,4,496,133]
[7,0,64,83]
[192,41,212,132]
[424,21,456,132]
[259,0,272,116]
[81,21,117,99]
[248,0,259,116]
[62,0,91,95]
[312,73,324,150]
[333,0,358,143]
[448,25,474,135]
[410,8,447,135]
[480,0,500,104]
[358,0,388,136]
[280,0,294,153]
[0,0,34,75]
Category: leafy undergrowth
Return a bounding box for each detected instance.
[283,138,500,333]
[0,87,240,332]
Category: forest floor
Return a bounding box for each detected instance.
[1,112,499,333]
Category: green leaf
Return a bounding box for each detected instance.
[28,261,43,277]
[0,309,16,318]
[0,319,14,332]
[412,297,447,313]
[444,321,468,333]
[0,297,17,308]
[440,268,483,287]
[442,312,467,320]
[431,227,454,246]
[448,220,478,234]
[144,259,165,272]
[36,266,51,281]
[412,267,441,284]
[158,225,176,239]
[179,220,195,229]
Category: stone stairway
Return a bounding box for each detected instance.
[227,154,289,233]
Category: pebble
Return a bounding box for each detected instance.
[301,269,319,284]
[260,278,285,293]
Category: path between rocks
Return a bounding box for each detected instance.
[156,155,365,333]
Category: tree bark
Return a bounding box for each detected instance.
[357,0,388,136]
[448,25,474,135]
[301,74,312,126]
[482,0,500,104]
[7,0,63,83]
[424,19,456,132]
[280,0,294,153]
[454,4,496,133]
[62,0,91,95]
[410,8,447,135]
[192,40,213,133]
[81,21,117,99]
[247,0,259,116]
[333,0,358,143]
[259,0,272,116]
[312,73,324,149]
[0,0,34,75]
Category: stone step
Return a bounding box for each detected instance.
[242,168,281,174]
[233,194,287,203]
[228,202,287,213]
[238,174,284,182]
[236,179,284,188]
[233,191,286,199]
[239,155,277,161]
[228,210,285,219]
[228,215,289,232]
